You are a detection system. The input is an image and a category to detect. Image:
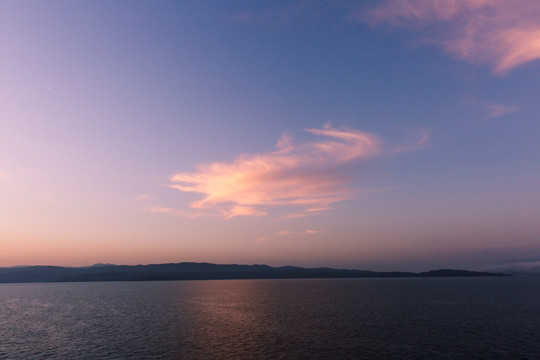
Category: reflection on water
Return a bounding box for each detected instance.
[1,278,539,359]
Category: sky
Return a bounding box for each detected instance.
[1,0,539,272]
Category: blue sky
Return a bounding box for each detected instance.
[1,0,539,272]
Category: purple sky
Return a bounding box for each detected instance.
[1,0,539,271]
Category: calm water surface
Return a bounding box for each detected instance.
[1,277,539,359]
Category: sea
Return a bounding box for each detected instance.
[1,277,539,359]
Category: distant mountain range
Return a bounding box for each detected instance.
[0,262,510,284]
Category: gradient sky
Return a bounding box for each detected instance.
[1,0,539,271]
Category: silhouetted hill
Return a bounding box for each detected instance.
[418,269,505,277]
[0,262,510,284]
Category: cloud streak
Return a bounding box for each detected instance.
[484,260,540,274]
[365,0,540,74]
[257,229,320,243]
[135,194,151,201]
[168,125,381,219]
[465,98,521,121]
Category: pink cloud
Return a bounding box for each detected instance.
[257,229,320,243]
[366,0,540,74]
[143,206,179,214]
[169,125,381,219]
[389,128,431,154]
[135,194,151,201]
[465,98,521,121]
[141,206,213,219]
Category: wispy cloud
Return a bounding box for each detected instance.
[143,206,178,214]
[484,260,540,274]
[257,229,320,243]
[364,0,540,74]
[0,161,17,180]
[465,98,521,121]
[0,164,57,203]
[168,124,381,219]
[389,128,431,154]
[141,206,211,219]
[135,194,151,201]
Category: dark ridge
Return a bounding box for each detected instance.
[418,269,507,277]
[0,262,511,284]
